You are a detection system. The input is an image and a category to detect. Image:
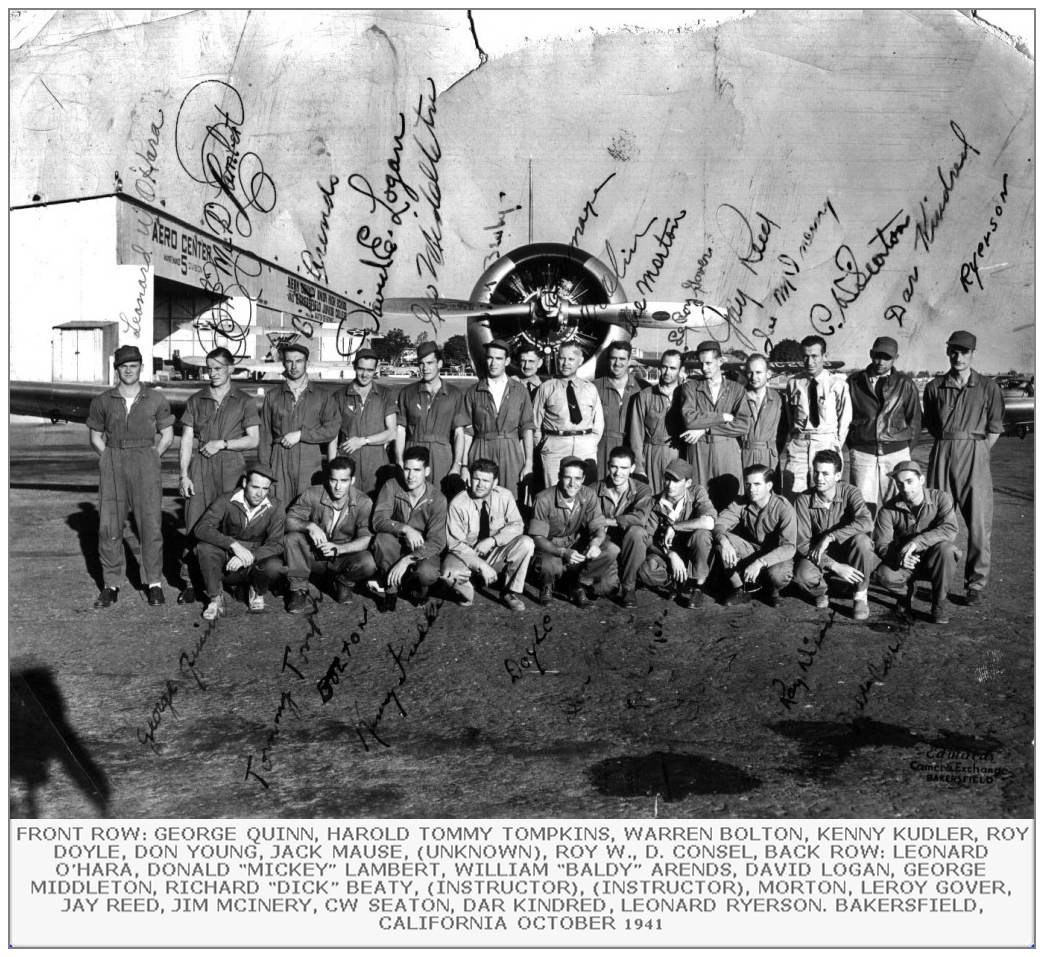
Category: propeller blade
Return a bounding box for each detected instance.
[381,298,532,320]
[566,302,727,330]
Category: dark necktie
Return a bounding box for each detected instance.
[566,380,583,425]
[478,500,491,541]
[808,379,821,428]
[528,383,539,402]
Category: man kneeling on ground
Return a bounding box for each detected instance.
[792,449,875,620]
[284,456,377,614]
[193,466,285,620]
[442,458,534,612]
[872,460,960,624]
[370,445,447,610]
[637,459,715,609]
[594,446,654,609]
[712,464,796,607]
[528,456,619,607]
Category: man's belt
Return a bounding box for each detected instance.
[699,434,738,444]
[739,438,772,451]
[476,432,517,439]
[412,435,452,444]
[791,430,837,440]
[544,427,595,436]
[940,431,987,440]
[108,438,155,449]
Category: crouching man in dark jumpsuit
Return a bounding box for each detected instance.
[637,459,716,610]
[872,460,960,624]
[284,456,377,614]
[86,344,175,608]
[528,456,619,607]
[712,464,796,607]
[593,446,654,609]
[192,466,286,620]
[792,449,876,620]
[370,445,448,611]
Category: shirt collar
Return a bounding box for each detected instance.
[598,478,633,499]
[231,488,271,516]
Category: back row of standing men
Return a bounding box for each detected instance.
[86,329,1003,622]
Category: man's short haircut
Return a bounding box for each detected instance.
[403,445,430,467]
[661,349,683,364]
[607,340,633,357]
[207,347,235,365]
[558,341,584,357]
[327,456,357,477]
[811,449,843,474]
[743,463,774,483]
[469,457,500,480]
[801,335,827,353]
[516,343,541,360]
[745,353,769,369]
[560,456,587,476]
[608,445,635,465]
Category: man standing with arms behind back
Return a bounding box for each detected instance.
[780,335,851,495]
[86,345,175,609]
[533,341,604,487]
[922,330,1004,605]
[258,342,339,506]
[846,336,921,513]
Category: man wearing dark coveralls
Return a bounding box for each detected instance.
[284,456,377,614]
[679,340,750,509]
[457,339,534,499]
[86,344,174,608]
[258,342,339,505]
[528,456,619,607]
[176,347,260,604]
[193,466,285,620]
[628,349,685,494]
[593,446,654,609]
[327,348,397,496]
[872,460,960,624]
[370,445,448,610]
[638,458,716,610]
[792,449,875,621]
[922,330,1005,604]
[846,336,921,512]
[396,341,467,495]
[740,354,785,477]
[594,340,644,478]
[712,464,796,607]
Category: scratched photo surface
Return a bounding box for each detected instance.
[9,10,1032,818]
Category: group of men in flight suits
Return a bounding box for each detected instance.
[86,326,1003,625]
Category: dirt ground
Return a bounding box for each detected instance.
[9,419,1033,819]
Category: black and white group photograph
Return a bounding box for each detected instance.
[9,8,1033,825]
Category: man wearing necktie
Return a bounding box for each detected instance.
[780,335,851,495]
[846,336,921,513]
[532,341,604,489]
[441,458,534,612]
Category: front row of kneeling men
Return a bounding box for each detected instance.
[191,443,960,624]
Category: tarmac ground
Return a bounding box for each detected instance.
[9,419,1033,819]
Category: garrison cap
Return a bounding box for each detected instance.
[664,459,694,481]
[353,348,379,363]
[484,339,511,353]
[871,336,898,358]
[695,340,722,357]
[889,459,923,478]
[279,341,310,359]
[416,341,440,359]
[113,345,143,366]
[946,330,977,351]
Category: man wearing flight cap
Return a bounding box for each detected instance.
[85,344,175,608]
[922,330,1004,605]
[457,339,535,498]
[872,459,959,624]
[846,336,921,512]
[258,341,339,506]
[327,347,397,496]
[396,340,467,494]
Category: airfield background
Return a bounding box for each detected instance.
[9,9,1032,382]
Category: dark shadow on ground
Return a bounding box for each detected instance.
[10,666,111,818]
[588,751,760,801]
